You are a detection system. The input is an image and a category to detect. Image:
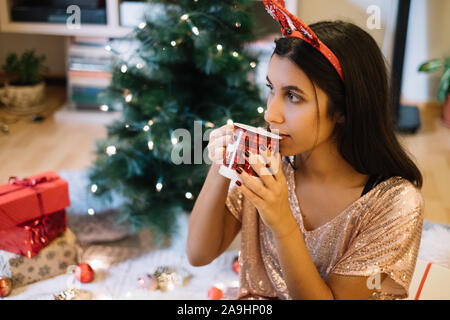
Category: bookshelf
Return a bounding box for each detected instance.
[0,1,299,36]
[0,0,132,37]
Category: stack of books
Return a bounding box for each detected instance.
[67,37,119,111]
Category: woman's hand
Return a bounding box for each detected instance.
[235,149,297,238]
[206,123,234,165]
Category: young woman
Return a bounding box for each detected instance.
[187,14,424,300]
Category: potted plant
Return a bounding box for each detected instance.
[0,50,48,109]
[418,57,450,128]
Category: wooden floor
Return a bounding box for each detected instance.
[0,86,449,224]
[397,101,450,225]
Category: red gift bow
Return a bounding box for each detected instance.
[22,215,51,257]
[3,175,57,257]
[7,175,55,219]
[262,0,344,82]
[8,176,50,187]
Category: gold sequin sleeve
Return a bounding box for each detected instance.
[330,181,424,299]
[225,181,244,222]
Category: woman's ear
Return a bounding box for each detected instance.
[335,112,345,124]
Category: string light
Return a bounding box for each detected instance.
[257,107,265,114]
[143,125,150,132]
[100,104,109,112]
[156,182,163,192]
[125,94,133,103]
[125,124,130,128]
[148,141,154,150]
[205,121,215,128]
[138,22,146,29]
[232,51,239,58]
[121,64,128,73]
[216,44,223,52]
[235,22,241,28]
[171,137,178,145]
[148,120,154,126]
[90,184,98,193]
[171,41,177,47]
[250,61,257,68]
[227,119,234,125]
[106,145,117,156]
[136,63,143,69]
[88,208,95,216]
[185,192,193,199]
[180,13,199,37]
[105,45,112,52]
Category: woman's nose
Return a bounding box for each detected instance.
[264,99,284,124]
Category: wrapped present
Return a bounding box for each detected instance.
[0,210,67,258]
[407,260,450,300]
[0,229,79,288]
[0,171,70,230]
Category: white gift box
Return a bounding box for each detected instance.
[407,260,450,300]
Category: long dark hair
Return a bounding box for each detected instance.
[271,20,423,189]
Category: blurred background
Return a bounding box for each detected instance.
[0,0,448,224]
[0,0,449,300]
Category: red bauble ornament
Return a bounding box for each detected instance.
[207,286,223,300]
[75,263,95,283]
[232,256,240,274]
[0,276,12,297]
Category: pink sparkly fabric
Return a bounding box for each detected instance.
[225,157,424,300]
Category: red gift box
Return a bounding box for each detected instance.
[0,210,67,258]
[0,171,70,231]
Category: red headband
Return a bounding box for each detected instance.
[263,0,344,82]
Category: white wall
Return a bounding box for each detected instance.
[296,0,398,65]
[402,0,450,102]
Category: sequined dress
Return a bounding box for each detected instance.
[225,157,424,300]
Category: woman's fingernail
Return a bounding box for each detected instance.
[244,150,250,157]
[236,180,242,186]
[236,167,242,174]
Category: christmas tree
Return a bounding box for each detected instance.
[87,0,267,242]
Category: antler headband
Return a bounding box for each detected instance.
[263,0,344,82]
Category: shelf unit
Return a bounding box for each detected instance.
[0,0,298,37]
[0,0,132,37]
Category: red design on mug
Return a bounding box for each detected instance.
[219,123,280,181]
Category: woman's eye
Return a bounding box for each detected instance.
[287,91,301,103]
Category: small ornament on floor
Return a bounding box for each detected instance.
[0,276,12,297]
[137,266,193,292]
[53,288,94,300]
[232,256,240,274]
[137,274,158,290]
[75,262,95,283]
[208,285,224,300]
